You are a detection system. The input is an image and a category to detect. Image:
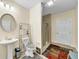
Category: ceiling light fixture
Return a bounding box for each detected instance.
[54,0,56,2]
[47,0,54,6]
[48,0,53,6]
[45,0,56,7]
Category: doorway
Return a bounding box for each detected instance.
[42,14,51,47]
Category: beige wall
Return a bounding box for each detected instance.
[0,0,29,59]
[29,3,42,49]
[51,8,78,49]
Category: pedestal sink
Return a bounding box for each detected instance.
[0,39,18,59]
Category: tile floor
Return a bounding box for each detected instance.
[22,54,42,59]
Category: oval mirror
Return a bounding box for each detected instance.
[0,14,16,32]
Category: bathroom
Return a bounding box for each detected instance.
[0,0,78,59]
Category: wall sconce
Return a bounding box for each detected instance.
[6,4,9,9]
[0,1,4,7]
[0,0,14,11]
[10,6,14,11]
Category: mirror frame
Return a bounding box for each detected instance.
[0,14,16,32]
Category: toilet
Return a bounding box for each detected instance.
[22,37,35,57]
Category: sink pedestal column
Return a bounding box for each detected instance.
[7,44,13,59]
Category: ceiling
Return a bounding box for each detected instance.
[15,0,42,9]
[42,0,78,15]
[15,0,77,15]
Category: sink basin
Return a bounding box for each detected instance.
[0,38,18,45]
